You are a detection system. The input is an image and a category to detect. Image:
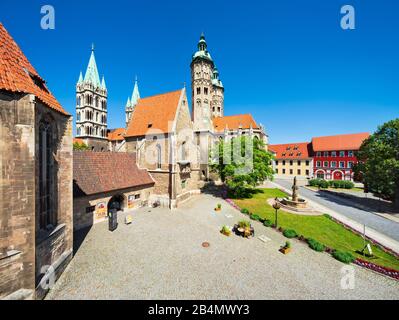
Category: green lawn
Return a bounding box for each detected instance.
[233,188,399,270]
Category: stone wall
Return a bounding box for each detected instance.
[0,92,73,300]
[34,102,73,299]
[0,92,36,298]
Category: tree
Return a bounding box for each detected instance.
[210,136,274,198]
[354,119,399,208]
[73,141,90,151]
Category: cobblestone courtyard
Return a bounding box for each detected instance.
[46,193,399,300]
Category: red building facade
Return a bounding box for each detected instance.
[311,133,370,181]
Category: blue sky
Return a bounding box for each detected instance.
[1,0,398,144]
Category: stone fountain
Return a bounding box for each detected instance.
[280,177,309,210]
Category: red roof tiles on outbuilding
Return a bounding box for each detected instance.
[73,151,154,196]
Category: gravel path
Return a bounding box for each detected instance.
[46,194,399,300]
[274,179,399,242]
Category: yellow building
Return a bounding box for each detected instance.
[269,142,313,179]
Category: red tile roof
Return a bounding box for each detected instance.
[312,133,370,152]
[73,138,85,144]
[213,114,259,133]
[269,142,311,159]
[125,89,183,137]
[73,151,154,196]
[0,23,68,115]
[108,128,125,141]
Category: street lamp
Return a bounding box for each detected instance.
[273,197,281,228]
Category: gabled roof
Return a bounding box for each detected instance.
[269,142,311,159]
[0,23,68,115]
[73,151,154,196]
[213,114,259,133]
[312,132,370,152]
[107,128,125,141]
[125,89,183,137]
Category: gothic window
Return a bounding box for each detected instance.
[77,96,81,106]
[156,144,162,169]
[204,87,208,95]
[86,126,89,135]
[181,142,186,161]
[77,127,81,136]
[197,87,201,95]
[95,97,99,108]
[96,112,99,122]
[38,120,56,230]
[77,111,81,121]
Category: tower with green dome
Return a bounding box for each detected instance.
[191,33,224,132]
[76,45,109,151]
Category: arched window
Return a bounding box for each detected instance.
[96,112,99,122]
[156,144,162,170]
[77,111,80,121]
[95,97,99,109]
[77,127,81,136]
[181,142,186,161]
[38,120,56,229]
[77,96,81,106]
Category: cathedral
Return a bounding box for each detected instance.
[73,33,268,209]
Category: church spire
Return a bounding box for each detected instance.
[77,71,83,85]
[131,76,140,107]
[101,75,107,90]
[84,45,101,88]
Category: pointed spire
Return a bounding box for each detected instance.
[131,76,140,107]
[84,44,101,88]
[77,71,83,84]
[101,75,107,90]
[125,97,131,108]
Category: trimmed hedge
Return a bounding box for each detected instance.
[263,219,273,227]
[283,229,298,239]
[332,250,356,264]
[241,208,250,215]
[309,179,354,189]
[250,214,260,221]
[307,238,326,252]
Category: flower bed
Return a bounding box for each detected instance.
[354,259,399,280]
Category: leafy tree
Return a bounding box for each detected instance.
[73,141,90,151]
[210,136,274,198]
[354,119,399,208]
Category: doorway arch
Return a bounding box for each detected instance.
[108,194,125,212]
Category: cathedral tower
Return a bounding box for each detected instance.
[211,66,224,118]
[191,33,215,132]
[76,45,108,151]
[125,77,140,127]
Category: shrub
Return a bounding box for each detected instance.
[263,219,273,227]
[283,229,298,239]
[307,238,326,252]
[220,226,231,235]
[250,214,260,221]
[319,180,329,189]
[238,220,251,229]
[285,241,291,248]
[332,250,355,264]
[217,203,222,209]
[241,208,250,215]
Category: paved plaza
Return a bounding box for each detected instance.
[46,193,399,300]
